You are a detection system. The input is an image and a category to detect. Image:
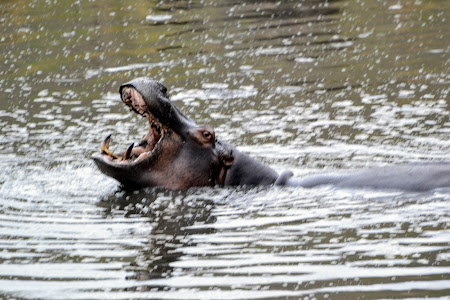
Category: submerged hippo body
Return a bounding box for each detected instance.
[222,145,450,191]
[93,78,450,192]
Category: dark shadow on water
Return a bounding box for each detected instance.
[98,187,219,290]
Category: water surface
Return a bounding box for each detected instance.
[0,0,449,299]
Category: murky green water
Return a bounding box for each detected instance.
[1,0,449,299]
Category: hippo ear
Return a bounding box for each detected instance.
[216,154,235,187]
[221,153,235,167]
[215,140,235,168]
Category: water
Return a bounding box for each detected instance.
[1,0,449,299]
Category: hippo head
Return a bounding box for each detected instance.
[92,78,234,190]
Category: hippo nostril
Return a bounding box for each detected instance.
[121,88,130,101]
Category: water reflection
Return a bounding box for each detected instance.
[99,188,217,287]
[96,187,450,299]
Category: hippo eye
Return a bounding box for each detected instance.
[203,131,212,140]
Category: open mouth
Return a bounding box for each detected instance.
[99,87,165,163]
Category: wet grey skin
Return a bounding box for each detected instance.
[93,78,450,192]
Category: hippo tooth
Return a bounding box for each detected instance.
[102,134,112,150]
[122,143,134,161]
[101,134,119,159]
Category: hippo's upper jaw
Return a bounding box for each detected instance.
[94,81,170,166]
[93,80,172,172]
[92,78,235,190]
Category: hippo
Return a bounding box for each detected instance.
[92,78,450,191]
